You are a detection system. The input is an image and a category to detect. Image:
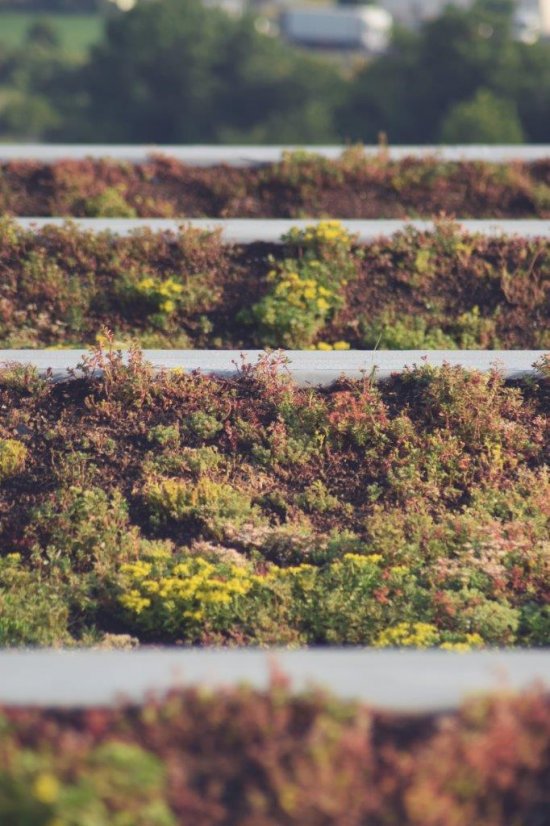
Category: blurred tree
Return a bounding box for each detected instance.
[439,87,524,143]
[0,20,68,139]
[1,0,548,144]
[509,40,550,142]
[25,19,62,49]
[338,0,549,143]
[0,1,100,10]
[61,0,343,143]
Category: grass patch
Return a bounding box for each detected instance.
[0,12,103,57]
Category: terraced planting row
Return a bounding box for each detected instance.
[1,149,550,218]
[1,219,548,349]
[0,345,547,648]
[0,683,547,826]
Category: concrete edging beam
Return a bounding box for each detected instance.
[11,218,550,242]
[0,650,547,712]
[0,350,545,386]
[0,144,549,165]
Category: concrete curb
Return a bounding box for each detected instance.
[0,350,545,386]
[12,217,550,242]
[0,649,547,712]
[0,144,549,165]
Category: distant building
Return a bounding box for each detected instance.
[202,0,247,15]
[376,0,469,28]
[378,0,550,38]
[279,5,393,53]
[201,0,550,41]
[539,0,550,34]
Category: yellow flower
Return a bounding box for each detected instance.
[33,773,60,804]
[120,561,152,579]
[316,342,333,351]
[137,277,155,292]
[164,278,183,295]
[333,341,350,350]
[120,590,151,614]
[160,299,176,314]
[440,633,484,652]
[142,579,160,594]
[343,553,382,566]
[375,622,440,649]
[316,298,330,313]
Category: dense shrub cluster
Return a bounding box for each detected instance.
[0,686,548,825]
[0,346,547,647]
[1,151,550,218]
[0,219,548,349]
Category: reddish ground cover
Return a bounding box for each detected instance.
[0,347,547,647]
[0,220,548,349]
[0,686,548,825]
[1,152,549,218]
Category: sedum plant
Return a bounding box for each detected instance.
[246,221,359,348]
[0,439,27,482]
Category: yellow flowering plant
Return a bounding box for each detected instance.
[374,622,485,651]
[118,552,259,639]
[245,221,360,348]
[116,551,404,645]
[134,275,184,316]
[115,266,218,336]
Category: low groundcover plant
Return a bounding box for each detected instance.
[0,685,548,825]
[0,344,547,648]
[0,218,548,350]
[1,149,549,218]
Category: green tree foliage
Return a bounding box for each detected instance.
[340,0,549,143]
[439,87,524,143]
[63,0,343,143]
[0,0,99,9]
[0,20,70,139]
[0,0,548,143]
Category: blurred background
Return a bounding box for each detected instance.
[0,0,548,144]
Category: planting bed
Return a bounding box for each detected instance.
[0,682,548,825]
[1,219,548,349]
[1,150,550,218]
[2,141,549,822]
[0,345,548,648]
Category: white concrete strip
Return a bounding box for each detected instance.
[12,218,550,242]
[0,144,549,165]
[0,350,544,385]
[0,650,547,712]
